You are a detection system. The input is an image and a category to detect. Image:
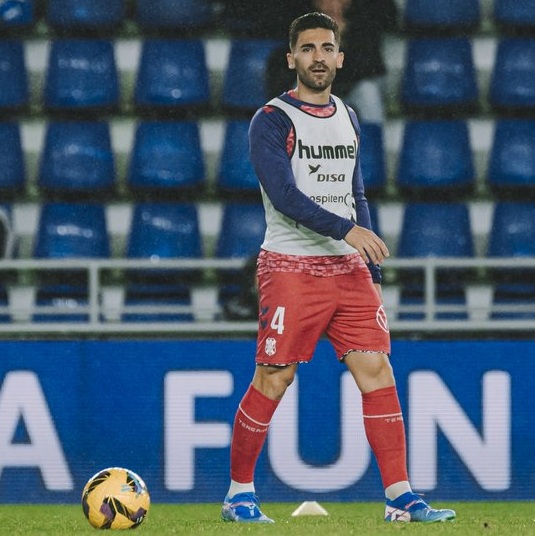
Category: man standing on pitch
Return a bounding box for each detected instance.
[221,12,456,524]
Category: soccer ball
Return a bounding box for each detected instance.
[81,467,150,529]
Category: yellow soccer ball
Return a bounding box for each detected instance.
[81,467,150,529]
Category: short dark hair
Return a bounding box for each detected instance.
[289,12,340,51]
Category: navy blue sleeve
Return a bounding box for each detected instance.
[249,106,354,241]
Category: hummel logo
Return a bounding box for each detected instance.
[260,306,269,316]
[308,164,321,174]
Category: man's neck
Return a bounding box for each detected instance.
[293,84,332,105]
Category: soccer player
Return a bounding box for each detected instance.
[221,12,456,524]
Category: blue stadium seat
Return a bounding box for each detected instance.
[401,38,478,115]
[44,39,119,115]
[359,123,387,196]
[0,122,25,197]
[494,0,535,33]
[397,203,474,320]
[216,203,266,259]
[0,0,34,30]
[0,40,29,114]
[217,120,259,196]
[127,121,205,197]
[135,0,214,31]
[34,203,110,259]
[123,203,202,322]
[46,0,125,33]
[134,40,210,114]
[397,120,475,198]
[126,203,202,261]
[33,203,110,322]
[488,120,535,197]
[38,121,116,198]
[403,0,480,33]
[489,39,535,114]
[216,203,266,305]
[487,202,535,319]
[222,39,284,113]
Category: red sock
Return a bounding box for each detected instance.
[362,385,409,489]
[230,384,280,483]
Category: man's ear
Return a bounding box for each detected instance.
[287,52,296,70]
[337,51,345,69]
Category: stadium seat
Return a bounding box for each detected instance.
[488,120,535,198]
[38,121,116,198]
[487,202,535,319]
[127,121,205,198]
[489,39,535,115]
[135,0,214,32]
[396,120,475,198]
[46,0,125,33]
[33,203,110,322]
[403,0,480,34]
[126,202,202,262]
[44,39,119,115]
[397,203,474,320]
[222,39,285,114]
[217,120,259,197]
[134,40,210,115]
[401,38,478,115]
[359,122,387,197]
[0,40,29,114]
[216,203,266,259]
[0,0,34,31]
[216,203,266,306]
[0,122,25,198]
[494,0,535,33]
[122,203,202,322]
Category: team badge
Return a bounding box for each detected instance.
[265,337,277,356]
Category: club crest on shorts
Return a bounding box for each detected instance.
[376,305,389,333]
[265,337,277,356]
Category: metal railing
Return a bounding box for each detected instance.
[0,257,534,335]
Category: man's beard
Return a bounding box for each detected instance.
[296,65,337,92]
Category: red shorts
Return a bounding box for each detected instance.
[255,253,391,365]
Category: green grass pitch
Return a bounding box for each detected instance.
[0,502,534,535]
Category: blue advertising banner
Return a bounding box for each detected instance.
[0,340,533,503]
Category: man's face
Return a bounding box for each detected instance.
[287,28,344,92]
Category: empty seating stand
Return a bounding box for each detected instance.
[489,38,535,115]
[401,38,478,116]
[127,120,205,198]
[217,120,259,198]
[0,0,34,32]
[32,203,110,322]
[135,0,214,33]
[45,0,125,34]
[488,119,535,198]
[494,0,535,34]
[403,0,481,35]
[396,202,474,320]
[396,120,475,199]
[44,39,119,116]
[0,40,29,115]
[122,203,203,322]
[134,39,211,116]
[222,39,285,114]
[487,202,535,319]
[38,121,116,199]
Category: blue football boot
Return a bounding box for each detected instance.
[221,492,274,523]
[385,492,456,522]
